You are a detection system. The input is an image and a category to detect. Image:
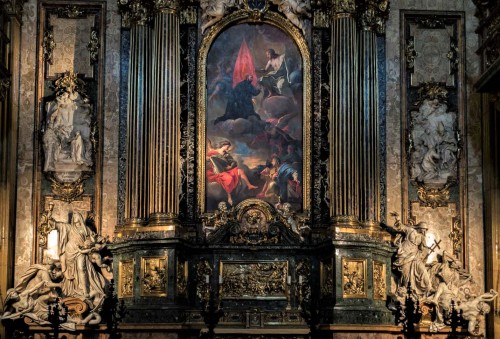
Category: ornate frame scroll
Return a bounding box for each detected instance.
[197,9,311,216]
[219,260,288,300]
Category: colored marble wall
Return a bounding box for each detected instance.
[384,0,484,290]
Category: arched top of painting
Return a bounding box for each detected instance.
[199,10,310,66]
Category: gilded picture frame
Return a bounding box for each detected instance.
[197,10,311,215]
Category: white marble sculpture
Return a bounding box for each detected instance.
[270,0,311,35]
[43,73,93,173]
[409,98,458,185]
[202,201,231,236]
[276,202,310,241]
[1,210,110,328]
[200,0,243,34]
[389,213,498,336]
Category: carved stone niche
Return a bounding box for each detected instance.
[408,82,460,208]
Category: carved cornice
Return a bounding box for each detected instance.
[357,0,389,35]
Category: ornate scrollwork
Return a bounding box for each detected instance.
[373,261,386,300]
[342,258,366,298]
[405,36,417,71]
[38,202,55,248]
[415,180,454,208]
[119,260,134,298]
[43,26,55,65]
[46,174,87,203]
[220,261,288,299]
[415,16,446,29]
[447,38,459,74]
[196,260,212,305]
[448,217,462,257]
[229,199,280,245]
[87,29,100,64]
[357,0,390,34]
[56,5,85,18]
[202,201,232,236]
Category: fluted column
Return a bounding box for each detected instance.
[329,0,360,226]
[149,0,181,231]
[122,1,152,226]
[358,0,389,226]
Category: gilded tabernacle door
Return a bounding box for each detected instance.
[197,10,311,215]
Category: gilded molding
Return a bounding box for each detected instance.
[373,261,386,300]
[141,256,168,296]
[42,26,55,65]
[357,0,389,34]
[87,29,100,65]
[220,261,288,299]
[342,258,367,298]
[449,217,462,257]
[38,202,55,248]
[197,10,312,214]
[118,260,134,298]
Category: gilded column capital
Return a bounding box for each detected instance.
[357,0,389,34]
[331,0,356,17]
[153,0,179,14]
[118,0,154,26]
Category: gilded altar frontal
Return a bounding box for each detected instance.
[0,0,499,338]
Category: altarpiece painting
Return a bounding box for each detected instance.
[203,23,305,213]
